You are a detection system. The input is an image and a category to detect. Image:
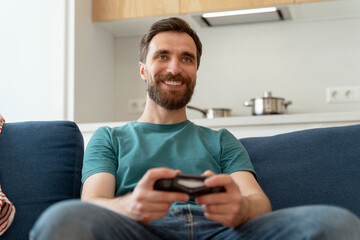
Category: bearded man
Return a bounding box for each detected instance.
[30,17,360,240]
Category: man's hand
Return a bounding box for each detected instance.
[82,168,270,226]
[195,170,249,227]
[121,168,190,224]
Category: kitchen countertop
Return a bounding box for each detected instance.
[79,111,360,134]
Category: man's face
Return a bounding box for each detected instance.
[140,31,198,110]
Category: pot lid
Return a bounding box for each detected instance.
[253,91,285,100]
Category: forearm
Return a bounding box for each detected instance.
[243,193,272,222]
[81,194,131,216]
[81,169,189,224]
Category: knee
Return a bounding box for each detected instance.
[255,205,360,240]
[30,200,95,240]
[320,206,360,234]
[295,205,360,239]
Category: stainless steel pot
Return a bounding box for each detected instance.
[244,91,292,115]
[187,105,231,119]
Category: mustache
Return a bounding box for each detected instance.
[155,73,191,84]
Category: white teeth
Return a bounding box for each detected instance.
[164,81,182,86]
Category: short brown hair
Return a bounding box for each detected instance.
[139,17,202,69]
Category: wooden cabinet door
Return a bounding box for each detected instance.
[180,0,295,14]
[93,0,180,21]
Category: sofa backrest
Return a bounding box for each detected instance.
[0,121,84,240]
[240,124,360,218]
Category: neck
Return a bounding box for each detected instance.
[137,97,188,124]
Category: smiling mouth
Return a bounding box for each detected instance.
[164,80,183,86]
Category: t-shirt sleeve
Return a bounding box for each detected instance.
[81,126,118,184]
[219,129,256,177]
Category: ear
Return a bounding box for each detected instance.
[139,62,147,81]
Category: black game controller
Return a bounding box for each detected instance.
[154,173,226,196]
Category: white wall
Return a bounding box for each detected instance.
[0,0,117,124]
[74,0,116,123]
[0,1,67,122]
[114,15,360,121]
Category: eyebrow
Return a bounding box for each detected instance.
[183,51,196,60]
[153,49,196,60]
[153,49,170,57]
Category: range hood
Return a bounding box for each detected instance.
[196,7,292,27]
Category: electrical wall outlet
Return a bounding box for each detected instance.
[128,99,146,113]
[326,86,360,103]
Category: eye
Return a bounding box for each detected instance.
[158,55,167,60]
[183,57,193,63]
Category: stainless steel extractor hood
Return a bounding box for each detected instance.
[194,7,292,27]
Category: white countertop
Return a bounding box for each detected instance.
[79,111,360,134]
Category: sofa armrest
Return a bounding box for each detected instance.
[0,121,84,240]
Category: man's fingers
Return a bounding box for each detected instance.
[201,170,215,177]
[204,174,239,192]
[149,190,190,203]
[201,202,240,214]
[133,201,172,213]
[134,181,189,203]
[137,168,177,189]
[131,202,172,224]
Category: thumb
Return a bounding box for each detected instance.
[138,168,177,189]
[201,170,215,177]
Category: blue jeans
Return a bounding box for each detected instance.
[30,200,360,240]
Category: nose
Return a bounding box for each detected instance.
[166,58,182,76]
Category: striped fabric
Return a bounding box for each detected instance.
[0,114,4,134]
[0,115,16,235]
[0,186,15,236]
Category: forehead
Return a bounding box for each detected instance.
[147,31,197,57]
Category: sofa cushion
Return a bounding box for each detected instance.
[240,124,360,218]
[0,121,84,240]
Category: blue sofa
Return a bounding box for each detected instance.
[0,121,359,239]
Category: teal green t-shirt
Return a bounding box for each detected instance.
[82,120,255,202]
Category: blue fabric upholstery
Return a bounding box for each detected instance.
[240,124,360,218]
[0,121,84,240]
[0,121,359,239]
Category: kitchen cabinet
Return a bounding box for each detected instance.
[92,0,179,21]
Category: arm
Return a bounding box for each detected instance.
[81,168,190,224]
[195,170,272,227]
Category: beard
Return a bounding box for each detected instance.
[147,73,196,110]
